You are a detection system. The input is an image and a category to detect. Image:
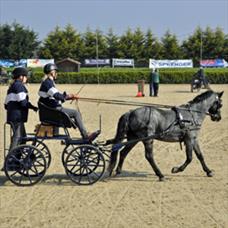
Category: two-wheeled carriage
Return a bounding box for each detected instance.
[3,102,108,186]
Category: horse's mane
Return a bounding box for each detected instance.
[189,90,214,105]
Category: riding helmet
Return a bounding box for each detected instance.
[12,67,28,79]
[43,63,58,74]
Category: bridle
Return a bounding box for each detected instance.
[205,96,222,119]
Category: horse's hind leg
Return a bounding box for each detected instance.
[116,142,137,174]
[193,141,213,177]
[107,150,118,176]
[143,140,165,181]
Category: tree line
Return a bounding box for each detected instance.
[0,22,227,67]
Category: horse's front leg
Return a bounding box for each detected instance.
[143,140,165,181]
[193,140,213,177]
[171,138,193,174]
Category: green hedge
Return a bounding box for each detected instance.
[30,68,228,84]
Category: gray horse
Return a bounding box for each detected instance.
[107,90,224,181]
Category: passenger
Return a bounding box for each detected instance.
[4,67,38,151]
[38,63,91,139]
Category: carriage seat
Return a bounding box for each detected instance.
[38,102,77,129]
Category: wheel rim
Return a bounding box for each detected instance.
[4,145,46,186]
[26,139,51,168]
[64,145,105,185]
[61,144,75,166]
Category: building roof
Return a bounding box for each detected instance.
[56,58,81,65]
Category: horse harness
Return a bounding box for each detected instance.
[170,106,203,150]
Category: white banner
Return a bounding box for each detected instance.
[85,59,110,65]
[27,59,54,68]
[112,58,134,67]
[149,59,193,69]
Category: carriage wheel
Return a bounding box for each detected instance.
[4,145,46,186]
[64,145,105,185]
[26,139,51,168]
[61,144,75,166]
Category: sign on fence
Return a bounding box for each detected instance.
[27,59,54,68]
[200,59,228,68]
[112,59,134,67]
[149,59,193,69]
[84,59,110,66]
[0,59,27,68]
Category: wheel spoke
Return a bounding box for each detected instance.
[5,145,46,186]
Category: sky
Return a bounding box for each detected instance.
[0,0,227,42]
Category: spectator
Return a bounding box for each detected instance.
[149,68,160,97]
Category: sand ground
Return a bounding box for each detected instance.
[0,84,227,228]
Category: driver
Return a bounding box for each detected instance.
[38,63,91,139]
[193,67,210,89]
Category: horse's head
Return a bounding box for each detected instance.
[207,91,224,121]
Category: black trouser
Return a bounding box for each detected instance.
[57,107,88,138]
[9,122,26,151]
[153,83,159,96]
[149,83,153,96]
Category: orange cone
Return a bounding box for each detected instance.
[136,91,143,97]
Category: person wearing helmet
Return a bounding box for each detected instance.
[4,67,38,151]
[192,67,210,89]
[38,63,90,139]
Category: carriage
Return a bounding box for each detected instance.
[3,102,112,186]
[2,90,224,186]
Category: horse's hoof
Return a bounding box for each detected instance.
[159,176,165,182]
[207,171,214,177]
[171,167,179,173]
[116,170,121,175]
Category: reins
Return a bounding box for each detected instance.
[73,96,208,115]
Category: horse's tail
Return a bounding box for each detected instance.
[106,112,130,145]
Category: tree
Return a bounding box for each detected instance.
[203,27,226,59]
[118,28,134,58]
[161,30,183,59]
[94,29,108,59]
[39,24,82,61]
[132,27,145,65]
[144,29,163,62]
[81,27,98,60]
[106,28,121,59]
[0,22,39,59]
[181,27,203,66]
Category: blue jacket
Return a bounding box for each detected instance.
[38,77,67,108]
[4,80,32,123]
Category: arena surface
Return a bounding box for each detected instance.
[0,84,227,228]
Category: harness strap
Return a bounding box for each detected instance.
[171,106,185,129]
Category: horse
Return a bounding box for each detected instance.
[107,90,224,181]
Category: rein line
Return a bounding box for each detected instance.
[75,97,208,115]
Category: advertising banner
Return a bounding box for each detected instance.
[27,59,54,68]
[149,59,193,69]
[112,59,134,67]
[200,59,227,68]
[0,60,15,68]
[84,59,110,65]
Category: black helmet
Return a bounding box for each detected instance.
[12,67,28,79]
[43,63,58,74]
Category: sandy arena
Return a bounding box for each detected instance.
[0,84,227,228]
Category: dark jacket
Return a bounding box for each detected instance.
[38,77,67,108]
[4,80,32,123]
